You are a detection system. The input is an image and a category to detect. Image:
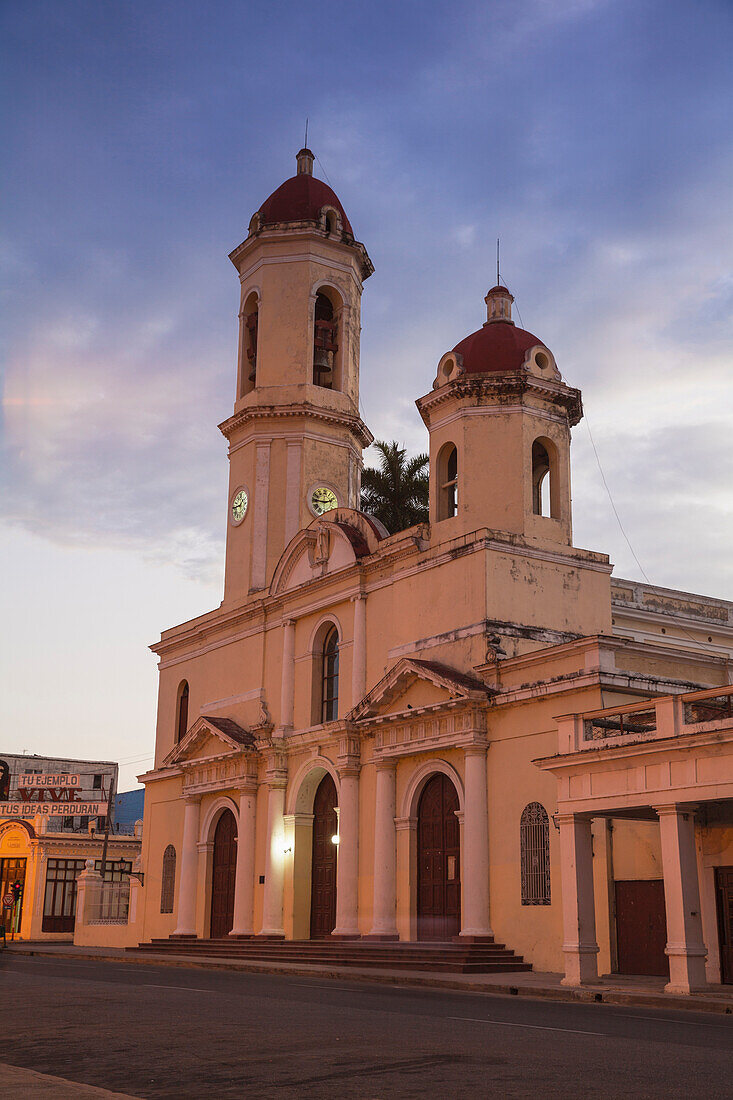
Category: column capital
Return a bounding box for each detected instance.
[337,732,361,774]
[394,815,417,833]
[235,778,259,795]
[197,841,214,854]
[183,793,202,805]
[350,592,366,604]
[374,757,397,774]
[555,811,591,827]
[463,740,488,758]
[282,616,296,628]
[654,803,697,819]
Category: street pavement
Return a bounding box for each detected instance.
[1,954,731,1098]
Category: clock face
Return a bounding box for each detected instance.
[231,489,249,524]
[311,487,338,516]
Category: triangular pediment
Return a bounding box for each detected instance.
[162,715,256,768]
[348,658,493,722]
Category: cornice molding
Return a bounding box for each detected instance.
[219,402,373,449]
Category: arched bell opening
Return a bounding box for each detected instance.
[240,290,259,397]
[312,286,343,391]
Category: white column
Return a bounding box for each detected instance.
[333,763,361,938]
[280,619,295,733]
[459,744,492,939]
[557,813,599,985]
[259,777,286,938]
[173,796,201,937]
[351,594,367,707]
[230,782,258,937]
[656,805,708,994]
[368,759,398,939]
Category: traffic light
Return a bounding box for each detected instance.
[11,881,22,902]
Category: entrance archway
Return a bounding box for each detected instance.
[310,773,338,938]
[210,809,237,938]
[417,773,460,940]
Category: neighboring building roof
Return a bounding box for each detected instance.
[259,173,354,235]
[452,321,544,375]
[202,716,256,747]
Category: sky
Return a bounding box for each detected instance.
[1,0,732,790]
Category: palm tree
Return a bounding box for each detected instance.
[360,440,429,533]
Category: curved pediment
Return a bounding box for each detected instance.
[270,508,384,595]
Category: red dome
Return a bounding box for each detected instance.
[259,174,354,235]
[452,322,544,375]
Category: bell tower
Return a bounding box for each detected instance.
[220,150,373,604]
[417,285,582,547]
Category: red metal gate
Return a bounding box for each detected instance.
[715,866,733,984]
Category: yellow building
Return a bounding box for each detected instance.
[133,150,733,989]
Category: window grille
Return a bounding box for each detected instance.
[520,802,551,905]
[160,845,176,914]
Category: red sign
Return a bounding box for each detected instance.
[3,894,14,908]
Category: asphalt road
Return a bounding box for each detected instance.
[1,955,732,1099]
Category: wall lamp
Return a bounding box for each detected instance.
[331,834,340,845]
[283,845,292,855]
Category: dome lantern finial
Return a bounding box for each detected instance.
[485,284,514,325]
[296,147,314,176]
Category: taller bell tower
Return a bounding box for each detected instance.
[220,150,374,604]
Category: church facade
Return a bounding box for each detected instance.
[136,150,733,989]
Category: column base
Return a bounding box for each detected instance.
[228,932,255,939]
[331,932,362,940]
[170,933,197,940]
[453,934,494,944]
[364,933,400,941]
[255,933,285,941]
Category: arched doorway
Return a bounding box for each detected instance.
[310,773,337,938]
[417,773,460,940]
[210,809,237,938]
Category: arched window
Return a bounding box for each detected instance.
[0,759,9,801]
[313,292,338,389]
[321,627,339,723]
[520,802,551,905]
[532,437,559,519]
[437,442,458,520]
[176,681,189,744]
[241,291,259,396]
[160,845,176,914]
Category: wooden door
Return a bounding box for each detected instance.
[0,857,27,934]
[615,879,669,977]
[310,773,337,939]
[715,866,733,984]
[417,773,460,941]
[210,809,237,939]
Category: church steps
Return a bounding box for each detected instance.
[132,937,531,973]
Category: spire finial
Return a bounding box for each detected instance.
[304,117,308,148]
[497,237,500,286]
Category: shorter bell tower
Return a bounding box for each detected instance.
[417,285,582,547]
[220,150,374,604]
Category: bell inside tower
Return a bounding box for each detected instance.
[313,291,338,388]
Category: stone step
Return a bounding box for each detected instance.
[132,936,531,973]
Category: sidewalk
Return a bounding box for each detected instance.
[5,941,733,1016]
[0,1062,138,1098]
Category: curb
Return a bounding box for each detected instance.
[6,945,733,1017]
